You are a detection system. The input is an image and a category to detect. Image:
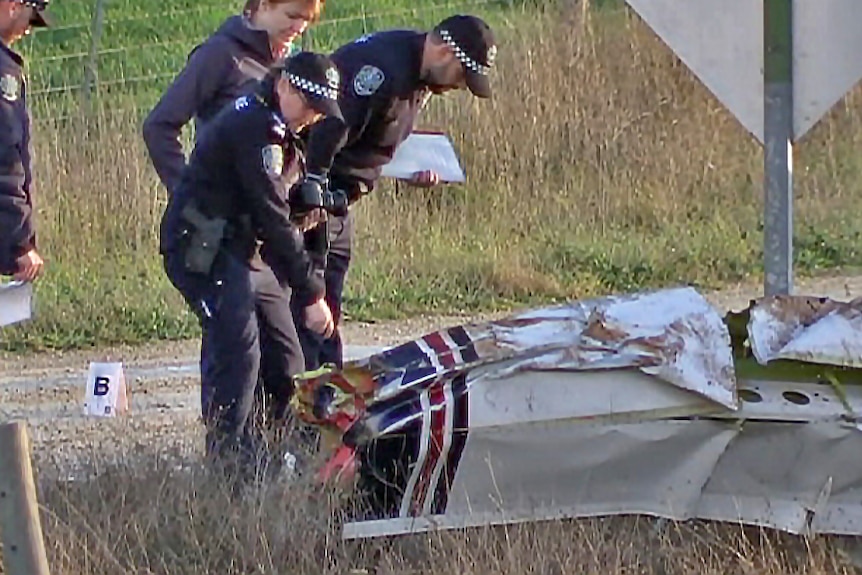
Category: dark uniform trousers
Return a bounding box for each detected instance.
[292,208,354,371]
[251,265,304,423]
[164,247,302,472]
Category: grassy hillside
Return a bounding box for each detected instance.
[3,0,862,351]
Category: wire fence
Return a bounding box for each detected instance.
[20,0,515,122]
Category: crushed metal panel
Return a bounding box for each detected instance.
[443,419,736,522]
[492,287,738,409]
[696,420,862,534]
[467,367,723,430]
[747,295,862,367]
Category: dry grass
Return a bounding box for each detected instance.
[4,0,862,351]
[4,452,858,574]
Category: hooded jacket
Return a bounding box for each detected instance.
[142,15,276,194]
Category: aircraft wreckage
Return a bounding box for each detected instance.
[290,286,862,540]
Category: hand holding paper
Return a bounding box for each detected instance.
[404,169,441,188]
[380,131,466,183]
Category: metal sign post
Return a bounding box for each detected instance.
[625,0,862,297]
[763,0,793,295]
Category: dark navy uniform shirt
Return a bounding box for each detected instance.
[0,40,34,275]
[159,91,324,307]
[143,15,278,194]
[304,30,431,194]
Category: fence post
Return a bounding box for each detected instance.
[82,0,107,106]
[0,421,51,575]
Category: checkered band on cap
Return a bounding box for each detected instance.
[439,28,491,76]
[18,0,48,9]
[286,73,338,101]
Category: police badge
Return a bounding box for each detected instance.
[353,65,384,96]
[0,75,19,102]
[261,144,284,178]
[325,66,340,91]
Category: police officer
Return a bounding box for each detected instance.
[159,51,342,477]
[143,0,327,448]
[295,14,498,373]
[293,13,497,517]
[0,0,50,283]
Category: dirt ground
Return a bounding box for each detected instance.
[2,273,861,476]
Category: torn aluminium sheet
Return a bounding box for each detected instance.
[748,294,862,368]
[289,286,862,540]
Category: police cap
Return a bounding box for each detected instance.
[434,14,497,99]
[18,0,51,28]
[275,51,343,120]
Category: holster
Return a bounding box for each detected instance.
[180,201,227,276]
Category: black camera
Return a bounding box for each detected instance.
[321,188,349,218]
[289,178,349,218]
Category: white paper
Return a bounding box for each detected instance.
[83,362,129,417]
[381,132,466,183]
[0,281,33,327]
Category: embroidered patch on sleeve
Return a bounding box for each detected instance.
[353,65,385,96]
[261,144,284,178]
[0,75,19,102]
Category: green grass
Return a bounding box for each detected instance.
[3,0,862,351]
[21,0,515,116]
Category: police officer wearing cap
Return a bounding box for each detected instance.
[143,0,328,459]
[293,14,497,374]
[159,51,342,475]
[0,0,50,283]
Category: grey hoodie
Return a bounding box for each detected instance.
[142,15,276,194]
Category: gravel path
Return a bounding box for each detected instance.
[2,273,860,475]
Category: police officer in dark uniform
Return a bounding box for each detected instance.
[0,0,50,283]
[294,14,497,516]
[294,14,498,373]
[159,51,342,477]
[143,0,327,450]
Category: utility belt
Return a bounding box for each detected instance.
[178,197,254,276]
